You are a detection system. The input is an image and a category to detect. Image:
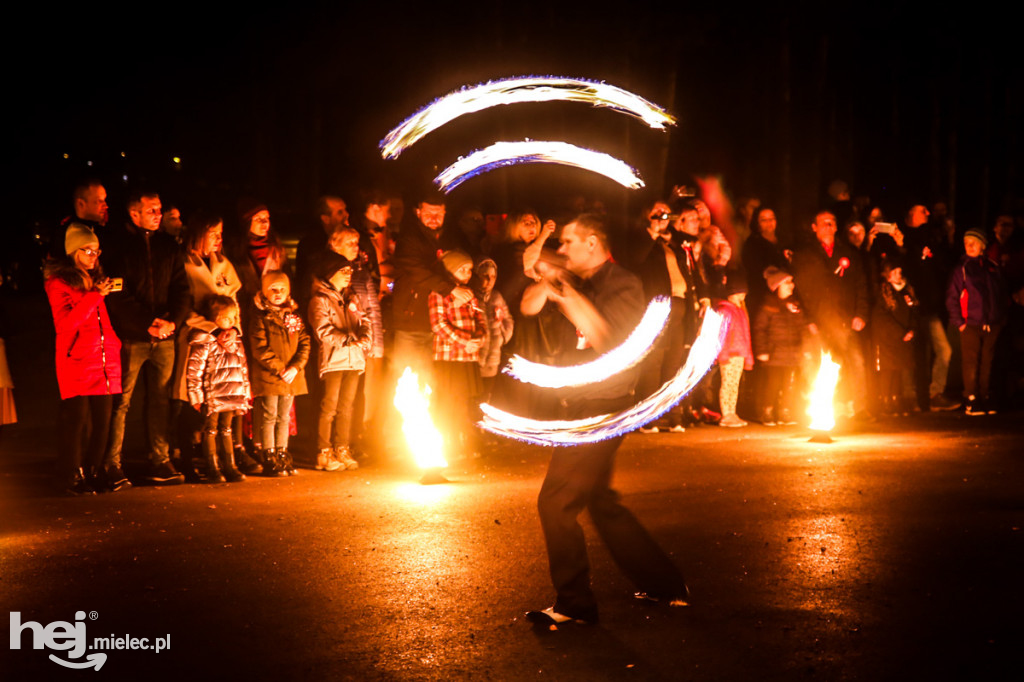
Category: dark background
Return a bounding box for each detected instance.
[7,2,1022,253]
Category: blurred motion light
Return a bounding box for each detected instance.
[435,141,644,193]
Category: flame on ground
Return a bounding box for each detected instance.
[393,367,448,469]
[807,352,841,431]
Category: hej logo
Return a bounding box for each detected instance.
[9,611,106,670]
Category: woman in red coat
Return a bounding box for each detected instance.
[44,224,122,495]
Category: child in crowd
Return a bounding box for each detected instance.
[474,258,513,401]
[249,271,309,476]
[186,295,251,483]
[309,253,369,471]
[947,229,1008,415]
[429,250,487,459]
[753,267,812,425]
[714,272,753,427]
[872,260,919,415]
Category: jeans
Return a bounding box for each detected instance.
[107,339,175,467]
[924,315,952,397]
[257,394,294,450]
[318,371,361,450]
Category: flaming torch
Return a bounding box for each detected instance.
[807,352,841,443]
[393,367,448,484]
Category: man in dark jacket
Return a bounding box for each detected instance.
[902,203,958,410]
[791,209,871,418]
[104,190,191,487]
[391,191,472,384]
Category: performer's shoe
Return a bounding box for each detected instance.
[525,607,594,627]
[634,586,690,607]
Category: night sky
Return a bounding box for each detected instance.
[9,2,1022,239]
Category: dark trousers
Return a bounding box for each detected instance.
[538,398,687,620]
[959,324,1002,399]
[318,370,361,450]
[59,395,113,482]
[637,298,689,426]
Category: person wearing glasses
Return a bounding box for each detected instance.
[44,225,122,495]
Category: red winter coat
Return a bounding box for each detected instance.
[45,272,123,400]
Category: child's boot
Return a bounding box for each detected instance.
[221,447,246,483]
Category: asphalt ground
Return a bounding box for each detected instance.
[2,292,1022,680]
[3,409,1022,681]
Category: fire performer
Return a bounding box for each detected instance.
[521,214,688,626]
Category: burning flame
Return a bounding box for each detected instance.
[434,141,645,193]
[807,352,841,431]
[478,309,727,445]
[503,296,670,388]
[380,76,676,159]
[393,367,448,469]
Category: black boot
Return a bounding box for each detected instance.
[64,468,96,496]
[204,444,225,483]
[221,447,246,483]
[281,449,298,476]
[261,449,286,477]
[235,444,261,476]
[180,442,204,483]
[85,466,108,493]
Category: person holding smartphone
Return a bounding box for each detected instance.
[44,225,123,495]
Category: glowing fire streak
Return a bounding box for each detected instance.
[434,141,644,193]
[478,310,727,445]
[807,352,841,431]
[504,296,671,388]
[380,76,676,159]
[393,367,448,469]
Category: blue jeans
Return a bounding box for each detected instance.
[924,315,952,397]
[257,394,294,450]
[106,339,175,467]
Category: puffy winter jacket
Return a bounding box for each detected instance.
[247,294,310,396]
[186,328,251,413]
[45,271,122,400]
[946,255,1008,328]
[308,277,369,377]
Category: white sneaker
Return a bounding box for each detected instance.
[668,424,686,433]
[719,413,748,428]
[333,446,359,470]
[316,448,342,472]
[638,425,660,434]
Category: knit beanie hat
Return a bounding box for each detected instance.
[65,223,99,255]
[763,265,793,292]
[721,269,748,297]
[316,251,351,281]
[238,197,269,227]
[440,249,473,276]
[964,229,988,248]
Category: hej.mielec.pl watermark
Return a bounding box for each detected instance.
[10,611,170,671]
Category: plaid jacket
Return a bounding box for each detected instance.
[428,290,487,362]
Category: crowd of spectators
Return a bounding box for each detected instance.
[22,177,1024,494]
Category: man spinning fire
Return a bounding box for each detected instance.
[520,214,689,626]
